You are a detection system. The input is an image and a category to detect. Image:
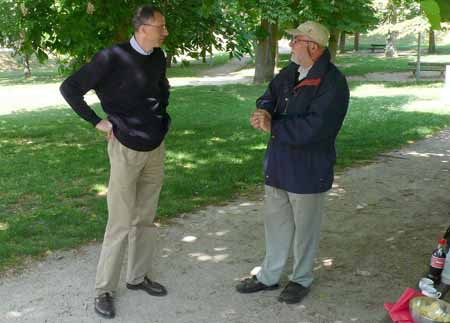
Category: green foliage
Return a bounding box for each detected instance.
[421,0,450,29]
[162,0,253,61]
[302,0,378,34]
[0,0,255,71]
[0,0,54,62]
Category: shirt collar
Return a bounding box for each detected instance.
[130,36,153,56]
[297,65,312,81]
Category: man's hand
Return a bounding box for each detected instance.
[95,119,113,140]
[250,109,271,132]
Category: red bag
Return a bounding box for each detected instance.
[384,288,423,323]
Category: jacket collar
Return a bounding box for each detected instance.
[289,48,331,81]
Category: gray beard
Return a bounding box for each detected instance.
[290,53,300,65]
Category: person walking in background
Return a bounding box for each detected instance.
[60,4,170,319]
[236,21,349,305]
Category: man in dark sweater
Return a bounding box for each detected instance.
[60,5,170,319]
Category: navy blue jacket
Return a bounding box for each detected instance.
[257,49,349,194]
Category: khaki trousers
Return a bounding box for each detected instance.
[95,137,165,296]
[256,185,325,287]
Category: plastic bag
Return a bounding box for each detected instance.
[384,288,423,323]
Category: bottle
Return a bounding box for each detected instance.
[427,239,447,284]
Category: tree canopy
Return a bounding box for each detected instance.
[421,0,450,29]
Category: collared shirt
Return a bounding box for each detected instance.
[298,65,312,81]
[130,36,153,55]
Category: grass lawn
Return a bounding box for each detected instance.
[275,52,450,76]
[1,82,450,272]
[0,52,233,86]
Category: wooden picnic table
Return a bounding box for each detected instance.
[369,44,386,53]
[407,62,448,76]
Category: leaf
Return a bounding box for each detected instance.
[436,0,450,21]
[421,0,444,29]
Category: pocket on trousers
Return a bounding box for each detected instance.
[111,138,146,166]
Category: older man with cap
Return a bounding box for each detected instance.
[236,21,349,304]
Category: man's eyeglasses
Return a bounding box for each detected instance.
[143,23,167,31]
[290,38,316,45]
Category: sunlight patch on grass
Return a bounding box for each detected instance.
[421,55,450,63]
[0,222,9,231]
[209,137,226,143]
[399,100,450,114]
[216,154,244,164]
[234,94,247,101]
[182,163,196,169]
[351,83,450,114]
[414,126,435,136]
[351,83,441,101]
[249,143,267,150]
[166,151,195,161]
[91,184,108,196]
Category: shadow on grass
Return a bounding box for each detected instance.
[0,83,450,272]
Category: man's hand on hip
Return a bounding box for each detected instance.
[95,119,113,140]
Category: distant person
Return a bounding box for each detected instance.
[60,4,170,319]
[236,21,349,304]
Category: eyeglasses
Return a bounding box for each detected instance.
[143,23,167,31]
[290,38,316,45]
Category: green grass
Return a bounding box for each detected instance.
[1,82,450,272]
[276,52,450,76]
[343,32,450,53]
[0,53,233,86]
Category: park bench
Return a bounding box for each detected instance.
[369,44,386,53]
[407,62,447,77]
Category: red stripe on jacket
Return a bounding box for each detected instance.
[294,78,321,90]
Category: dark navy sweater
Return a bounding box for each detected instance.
[60,43,170,151]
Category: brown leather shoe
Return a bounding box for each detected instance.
[94,293,115,319]
[126,277,167,296]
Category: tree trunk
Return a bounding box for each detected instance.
[23,54,31,78]
[274,40,279,67]
[339,31,346,53]
[201,47,207,63]
[328,28,339,63]
[428,28,436,54]
[166,53,173,68]
[385,31,398,57]
[385,2,398,57]
[253,18,278,84]
[354,32,360,51]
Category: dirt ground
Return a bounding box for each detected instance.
[1,127,450,323]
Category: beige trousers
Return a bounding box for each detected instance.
[95,137,165,296]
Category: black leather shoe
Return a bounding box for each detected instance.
[94,293,115,319]
[278,281,310,304]
[126,277,167,296]
[236,276,279,294]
